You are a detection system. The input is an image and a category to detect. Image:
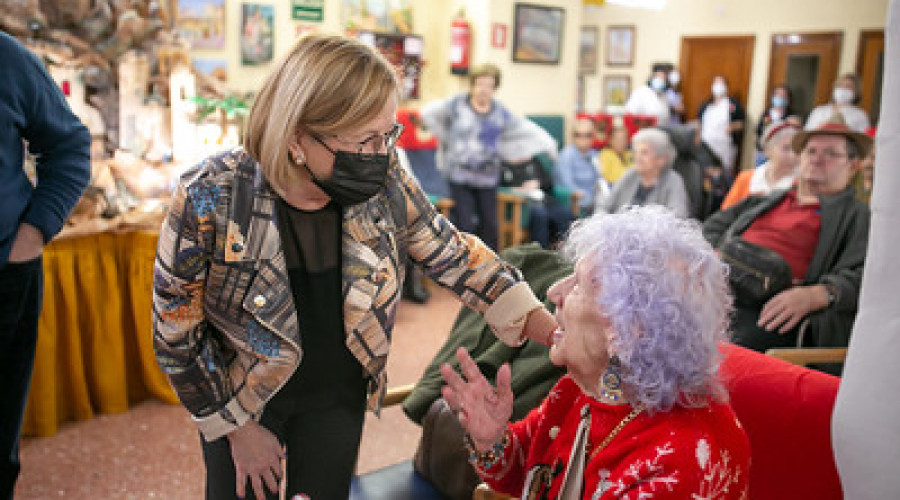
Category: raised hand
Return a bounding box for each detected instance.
[440,347,514,452]
[226,420,285,500]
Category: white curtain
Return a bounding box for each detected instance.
[832,1,900,497]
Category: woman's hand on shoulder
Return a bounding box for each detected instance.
[226,420,285,500]
[440,347,513,452]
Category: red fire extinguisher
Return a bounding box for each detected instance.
[450,15,471,76]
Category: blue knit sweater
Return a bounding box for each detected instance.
[0,32,91,267]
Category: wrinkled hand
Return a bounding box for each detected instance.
[440,347,513,452]
[8,223,44,263]
[758,285,828,334]
[226,420,285,500]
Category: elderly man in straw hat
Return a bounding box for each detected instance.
[703,115,871,370]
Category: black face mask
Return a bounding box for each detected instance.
[304,150,389,207]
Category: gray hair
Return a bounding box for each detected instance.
[561,205,731,412]
[631,127,677,166]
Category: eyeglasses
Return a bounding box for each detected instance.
[313,123,404,159]
[801,147,849,161]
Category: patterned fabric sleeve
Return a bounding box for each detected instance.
[152,175,250,440]
[394,164,542,346]
[475,378,575,496]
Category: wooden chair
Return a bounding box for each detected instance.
[765,318,848,368]
[496,153,582,252]
[765,347,848,366]
[496,190,582,251]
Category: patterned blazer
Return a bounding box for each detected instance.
[152,148,541,440]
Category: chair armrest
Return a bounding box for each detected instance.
[550,185,573,202]
[496,188,526,201]
[764,347,848,366]
[427,195,454,218]
[547,187,583,216]
[473,483,515,500]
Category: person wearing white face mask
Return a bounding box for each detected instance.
[698,75,746,177]
[624,68,670,124]
[805,73,872,133]
[666,68,685,125]
[755,85,799,152]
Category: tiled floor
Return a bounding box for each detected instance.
[14,284,461,499]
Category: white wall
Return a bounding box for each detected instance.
[187,0,886,147]
[187,0,582,120]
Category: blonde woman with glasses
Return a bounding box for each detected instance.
[152,34,557,500]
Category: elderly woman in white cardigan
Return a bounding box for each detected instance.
[594,127,690,218]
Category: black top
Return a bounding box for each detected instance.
[632,183,655,206]
[271,199,365,406]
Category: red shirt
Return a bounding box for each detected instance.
[740,190,821,281]
[477,376,750,499]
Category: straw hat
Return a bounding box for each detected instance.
[792,113,873,157]
[761,121,801,149]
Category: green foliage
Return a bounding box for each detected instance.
[189,93,252,123]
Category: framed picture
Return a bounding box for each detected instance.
[512,3,565,64]
[603,75,631,108]
[606,25,635,67]
[579,26,598,75]
[342,0,413,34]
[241,4,274,65]
[177,0,226,50]
[192,58,228,82]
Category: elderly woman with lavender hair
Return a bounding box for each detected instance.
[441,205,750,499]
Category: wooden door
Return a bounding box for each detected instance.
[767,32,843,122]
[679,36,755,121]
[857,30,884,124]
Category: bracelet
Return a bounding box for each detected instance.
[464,429,511,470]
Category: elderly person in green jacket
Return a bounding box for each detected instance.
[703,116,870,364]
[152,34,556,500]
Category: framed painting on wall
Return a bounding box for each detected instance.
[579,26,598,75]
[603,75,631,108]
[177,0,226,50]
[342,0,413,34]
[512,3,565,64]
[606,25,635,67]
[241,4,274,65]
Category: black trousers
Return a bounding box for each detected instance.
[201,372,368,500]
[528,203,575,249]
[449,182,498,251]
[0,257,43,500]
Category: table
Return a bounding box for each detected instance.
[22,230,178,437]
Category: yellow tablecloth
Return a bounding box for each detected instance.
[22,230,178,437]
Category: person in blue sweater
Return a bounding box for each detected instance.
[554,117,599,215]
[0,32,91,497]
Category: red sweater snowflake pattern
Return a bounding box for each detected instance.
[476,376,750,499]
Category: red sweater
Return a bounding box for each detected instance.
[477,376,750,499]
